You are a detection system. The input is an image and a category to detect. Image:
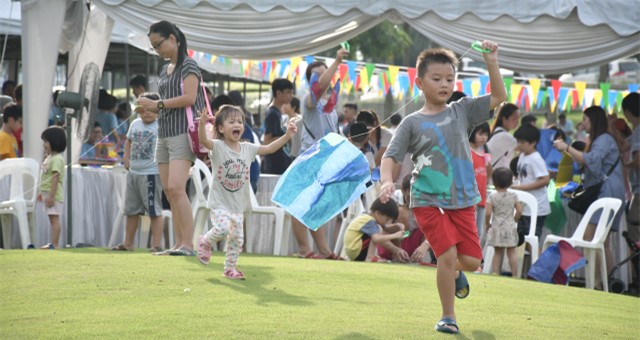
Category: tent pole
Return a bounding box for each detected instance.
[124,43,130,103]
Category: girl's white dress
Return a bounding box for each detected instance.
[486,191,519,247]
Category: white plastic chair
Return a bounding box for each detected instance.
[191,159,213,247]
[107,166,174,249]
[245,188,289,256]
[482,189,538,277]
[542,197,622,290]
[0,158,40,249]
[333,195,366,258]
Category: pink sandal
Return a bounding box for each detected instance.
[197,236,212,265]
[223,268,245,280]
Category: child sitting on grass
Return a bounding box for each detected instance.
[344,197,406,262]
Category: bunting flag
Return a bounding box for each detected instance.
[549,87,558,112]
[479,75,489,96]
[382,71,391,95]
[407,67,416,95]
[188,49,195,58]
[346,61,358,86]
[365,63,376,87]
[551,80,562,110]
[471,80,481,97]
[304,55,315,66]
[600,83,611,109]
[558,88,570,112]
[593,88,603,107]
[338,63,349,83]
[504,77,513,102]
[615,91,625,113]
[529,78,541,106]
[272,133,370,231]
[608,90,618,112]
[629,84,639,93]
[388,66,400,89]
[290,57,302,80]
[210,54,217,64]
[455,80,463,93]
[571,89,579,111]
[260,61,267,79]
[584,89,596,108]
[512,84,523,106]
[279,59,291,79]
[574,81,587,109]
[462,79,473,98]
[354,74,361,93]
[359,68,368,92]
[537,88,547,109]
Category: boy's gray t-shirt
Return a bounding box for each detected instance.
[126,118,159,175]
[208,140,260,213]
[384,95,492,209]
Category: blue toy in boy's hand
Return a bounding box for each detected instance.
[471,40,492,54]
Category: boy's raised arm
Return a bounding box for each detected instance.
[480,40,507,109]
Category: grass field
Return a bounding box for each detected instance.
[1,248,638,339]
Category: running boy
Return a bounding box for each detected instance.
[379,41,507,334]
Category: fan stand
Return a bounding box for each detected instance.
[57,91,84,247]
[65,111,75,246]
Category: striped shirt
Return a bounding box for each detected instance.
[157,57,206,138]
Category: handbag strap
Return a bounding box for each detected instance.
[603,157,620,181]
[181,67,213,128]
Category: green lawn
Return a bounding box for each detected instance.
[1,248,638,339]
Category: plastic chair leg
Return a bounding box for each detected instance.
[272,213,284,256]
[27,212,37,248]
[599,248,608,291]
[1,214,13,248]
[192,208,210,248]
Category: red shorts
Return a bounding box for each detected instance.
[413,206,482,259]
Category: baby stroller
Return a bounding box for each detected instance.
[608,231,640,296]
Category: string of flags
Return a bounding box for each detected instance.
[188,49,639,113]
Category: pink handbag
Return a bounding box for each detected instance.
[185,79,213,159]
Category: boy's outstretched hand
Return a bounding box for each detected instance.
[379,181,395,204]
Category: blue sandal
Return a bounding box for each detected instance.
[455,271,470,299]
[435,317,459,334]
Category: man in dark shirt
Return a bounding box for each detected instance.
[262,78,294,174]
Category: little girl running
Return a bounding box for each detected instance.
[484,167,522,276]
[39,126,67,249]
[196,105,298,279]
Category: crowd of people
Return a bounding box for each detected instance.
[1,19,639,335]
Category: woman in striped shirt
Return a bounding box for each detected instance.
[136,21,206,256]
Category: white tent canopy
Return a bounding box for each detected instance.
[17,0,640,159]
[94,0,640,73]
